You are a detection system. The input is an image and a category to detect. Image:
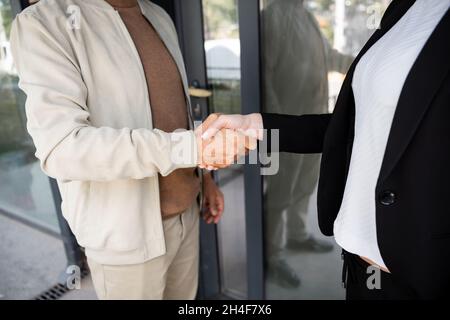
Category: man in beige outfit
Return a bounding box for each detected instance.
[10,0,228,299]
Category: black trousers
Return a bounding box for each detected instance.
[342,250,418,300]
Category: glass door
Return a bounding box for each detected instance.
[175,0,264,299]
[260,0,390,299]
[202,0,248,299]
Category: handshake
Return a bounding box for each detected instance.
[194,113,264,170]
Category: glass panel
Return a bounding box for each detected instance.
[202,0,247,299]
[0,0,60,233]
[261,0,389,299]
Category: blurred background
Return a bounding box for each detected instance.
[0,0,389,300]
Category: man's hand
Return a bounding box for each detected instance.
[202,173,224,224]
[195,114,260,170]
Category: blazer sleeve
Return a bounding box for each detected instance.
[10,13,198,182]
[261,113,332,154]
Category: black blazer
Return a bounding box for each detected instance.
[262,0,450,299]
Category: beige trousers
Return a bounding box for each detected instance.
[87,203,200,300]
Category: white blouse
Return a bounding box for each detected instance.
[333,0,450,269]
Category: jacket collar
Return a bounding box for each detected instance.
[336,0,450,184]
[84,0,193,127]
[327,0,416,147]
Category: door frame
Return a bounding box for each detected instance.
[238,0,265,300]
[171,0,265,300]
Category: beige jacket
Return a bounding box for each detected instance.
[10,0,199,265]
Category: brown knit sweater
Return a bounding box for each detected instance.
[106,0,200,217]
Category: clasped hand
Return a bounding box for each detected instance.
[195,113,263,170]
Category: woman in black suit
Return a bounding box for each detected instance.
[200,0,450,299]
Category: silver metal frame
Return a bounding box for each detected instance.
[171,0,265,300]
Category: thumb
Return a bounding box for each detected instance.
[196,113,220,136]
[201,116,227,140]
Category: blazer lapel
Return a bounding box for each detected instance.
[378,9,450,183]
[352,0,415,73]
[325,0,415,148]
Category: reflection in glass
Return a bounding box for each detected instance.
[0,0,59,232]
[202,0,247,299]
[261,0,386,299]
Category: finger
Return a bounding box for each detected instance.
[236,133,249,156]
[214,196,225,223]
[210,207,218,217]
[219,130,242,162]
[245,136,258,151]
[212,208,224,224]
[242,128,263,141]
[203,212,212,222]
[217,194,225,213]
[211,196,223,216]
[203,206,214,220]
[208,198,218,215]
[205,130,236,168]
[214,213,222,224]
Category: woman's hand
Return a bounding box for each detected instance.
[202,173,224,224]
[200,113,264,141]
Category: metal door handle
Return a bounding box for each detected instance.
[189,87,212,98]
